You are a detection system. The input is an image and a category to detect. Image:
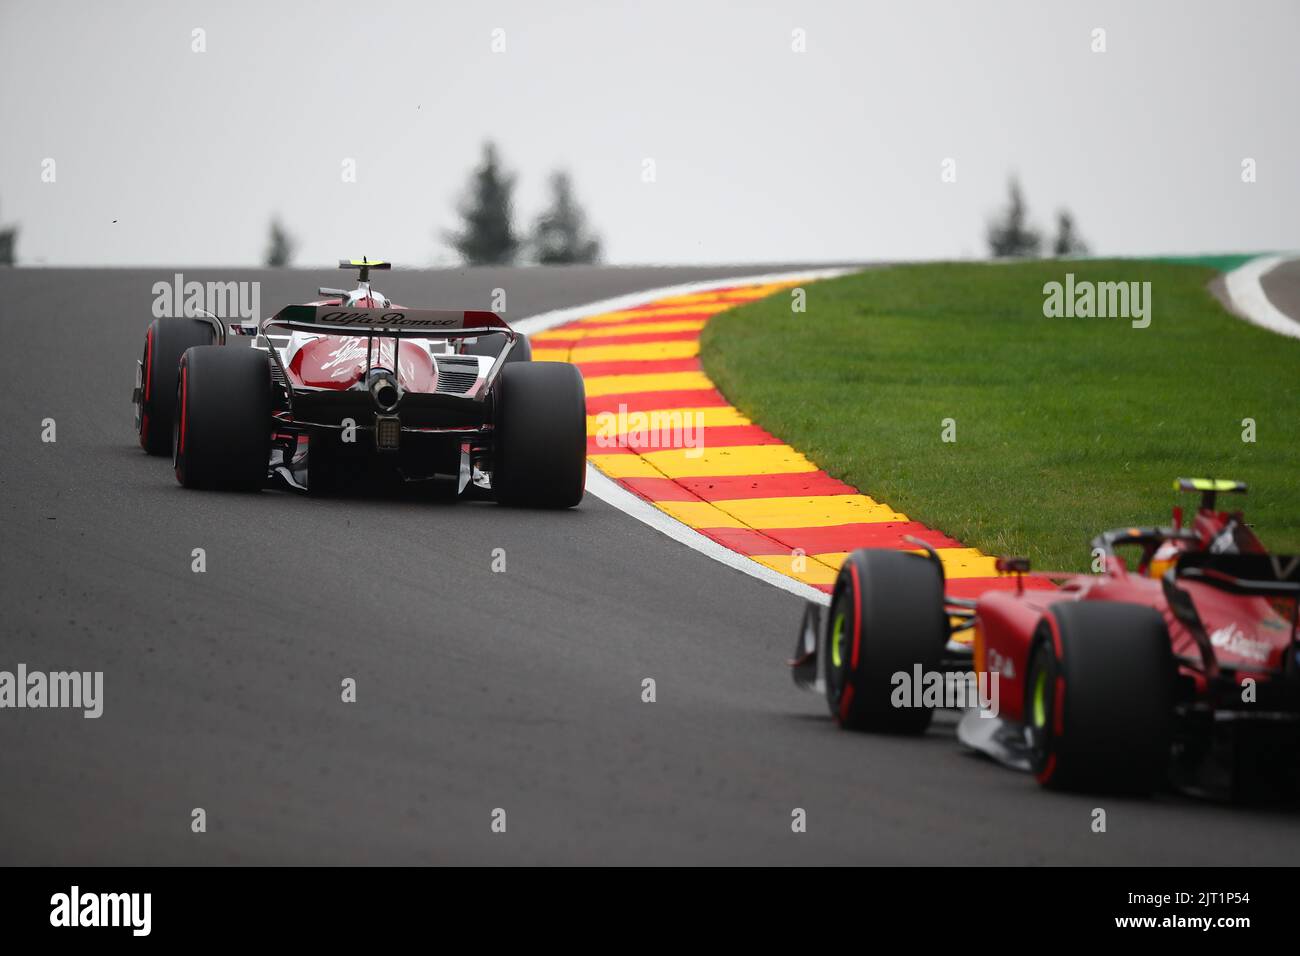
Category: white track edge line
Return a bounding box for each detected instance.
[517,268,859,606]
[1223,254,1300,340]
[512,267,857,335]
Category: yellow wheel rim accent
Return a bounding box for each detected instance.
[831,613,845,669]
[1032,668,1049,728]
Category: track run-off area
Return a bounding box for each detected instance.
[532,278,1052,603]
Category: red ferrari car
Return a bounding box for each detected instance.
[791,479,1300,799]
[132,259,586,507]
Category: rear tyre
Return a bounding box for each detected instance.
[463,333,531,364]
[492,362,585,508]
[173,346,272,490]
[825,549,947,733]
[1025,601,1174,794]
[136,318,215,455]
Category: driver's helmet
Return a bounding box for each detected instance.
[345,289,389,308]
[1147,539,1184,579]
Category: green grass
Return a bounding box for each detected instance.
[700,260,1300,571]
[1147,253,1263,272]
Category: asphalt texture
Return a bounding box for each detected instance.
[2,264,1299,864]
[1261,256,1300,332]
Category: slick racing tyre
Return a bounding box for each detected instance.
[463,332,531,364]
[136,318,216,455]
[1025,602,1174,794]
[825,549,947,733]
[173,346,271,490]
[493,362,585,508]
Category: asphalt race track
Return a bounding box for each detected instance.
[3,265,1299,865]
[1261,257,1300,333]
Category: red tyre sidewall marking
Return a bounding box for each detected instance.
[1037,752,1057,785]
[834,562,865,725]
[1044,614,1066,736]
[1036,614,1066,785]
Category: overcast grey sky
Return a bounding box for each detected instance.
[1,0,1296,266]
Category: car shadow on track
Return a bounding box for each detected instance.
[785,706,1300,815]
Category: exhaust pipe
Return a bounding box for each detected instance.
[366,367,402,411]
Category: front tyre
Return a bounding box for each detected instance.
[136,318,215,455]
[173,346,272,490]
[1025,601,1174,794]
[492,362,585,508]
[825,549,947,733]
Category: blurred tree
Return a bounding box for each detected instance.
[0,200,17,265]
[531,171,601,264]
[446,142,519,265]
[986,177,1041,258]
[1051,209,1089,257]
[264,218,295,268]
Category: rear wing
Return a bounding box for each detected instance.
[1175,477,1247,512]
[262,305,512,339]
[338,258,391,282]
